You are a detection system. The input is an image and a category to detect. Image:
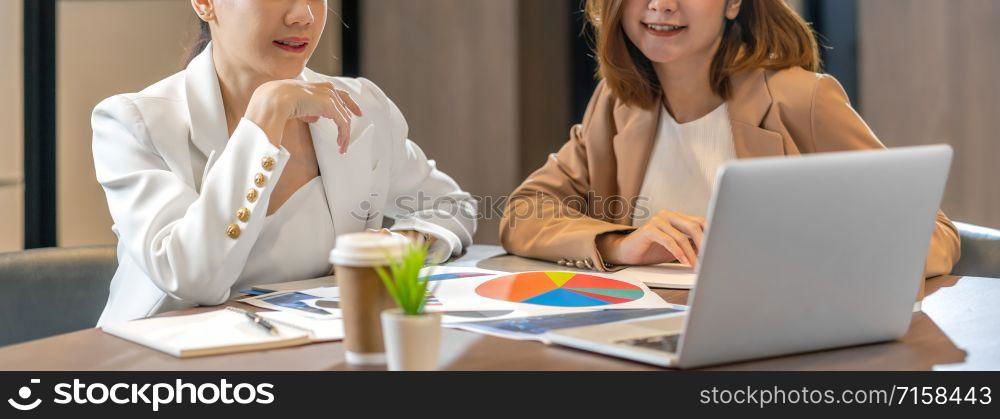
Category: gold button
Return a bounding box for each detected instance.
[237,208,250,222]
[254,173,266,187]
[226,224,241,239]
[246,189,259,203]
[261,156,276,171]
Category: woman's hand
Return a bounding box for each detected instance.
[245,80,363,153]
[366,228,438,248]
[596,210,706,268]
[393,230,438,249]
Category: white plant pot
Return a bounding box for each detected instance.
[381,309,442,371]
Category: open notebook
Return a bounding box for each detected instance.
[102,307,344,358]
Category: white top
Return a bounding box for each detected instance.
[235,176,336,290]
[632,104,736,226]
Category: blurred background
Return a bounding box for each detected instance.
[0,0,997,251]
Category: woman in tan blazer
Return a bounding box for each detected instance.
[500,0,959,278]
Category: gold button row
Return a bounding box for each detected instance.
[237,207,250,222]
[262,156,275,171]
[557,258,595,270]
[226,156,276,240]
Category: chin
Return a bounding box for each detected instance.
[266,63,308,80]
[640,50,684,65]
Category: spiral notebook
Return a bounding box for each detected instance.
[101,307,344,358]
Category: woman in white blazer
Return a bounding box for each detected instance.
[92,0,476,325]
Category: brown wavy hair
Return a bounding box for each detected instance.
[585,0,820,108]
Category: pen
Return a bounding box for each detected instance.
[228,307,277,335]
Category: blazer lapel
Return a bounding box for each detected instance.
[310,118,375,236]
[727,68,785,158]
[184,42,230,165]
[303,70,376,235]
[613,102,660,206]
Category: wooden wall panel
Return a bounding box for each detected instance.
[360,0,519,245]
[360,0,571,245]
[518,0,570,180]
[56,0,196,247]
[0,0,24,252]
[859,0,1000,228]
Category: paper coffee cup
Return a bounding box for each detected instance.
[330,232,410,267]
[330,233,409,365]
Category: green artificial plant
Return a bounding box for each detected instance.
[375,243,437,316]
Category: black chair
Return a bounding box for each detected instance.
[0,245,117,347]
[952,222,1000,279]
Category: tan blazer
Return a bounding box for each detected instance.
[500,67,960,279]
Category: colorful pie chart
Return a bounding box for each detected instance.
[475,272,644,307]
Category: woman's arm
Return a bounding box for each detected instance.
[806,75,961,278]
[92,95,290,305]
[500,81,637,271]
[359,79,477,263]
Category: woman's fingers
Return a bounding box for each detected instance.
[316,82,361,116]
[644,229,689,266]
[295,82,362,154]
[692,216,707,231]
[324,89,355,153]
[327,97,352,154]
[670,217,705,251]
[336,90,363,117]
[326,90,358,154]
[652,219,698,267]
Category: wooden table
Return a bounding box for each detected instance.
[0,246,996,371]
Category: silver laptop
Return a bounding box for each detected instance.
[547,145,953,369]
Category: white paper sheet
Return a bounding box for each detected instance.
[257,311,345,342]
[246,267,673,327]
[294,266,517,323]
[434,307,597,324]
[448,306,688,342]
[606,263,698,290]
[431,270,673,312]
[239,291,338,318]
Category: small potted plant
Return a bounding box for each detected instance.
[376,243,442,371]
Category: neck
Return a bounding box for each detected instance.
[653,38,725,123]
[213,45,272,133]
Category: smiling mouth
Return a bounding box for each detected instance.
[274,40,307,47]
[642,22,688,32]
[273,39,309,51]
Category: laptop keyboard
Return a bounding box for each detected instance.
[615,334,681,353]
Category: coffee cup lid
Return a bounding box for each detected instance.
[329,233,410,267]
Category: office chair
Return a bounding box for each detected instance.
[0,245,117,347]
[952,222,1000,279]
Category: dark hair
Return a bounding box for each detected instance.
[185,19,212,66]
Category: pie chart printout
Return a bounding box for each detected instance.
[474,272,645,307]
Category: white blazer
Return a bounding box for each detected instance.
[93,44,476,326]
